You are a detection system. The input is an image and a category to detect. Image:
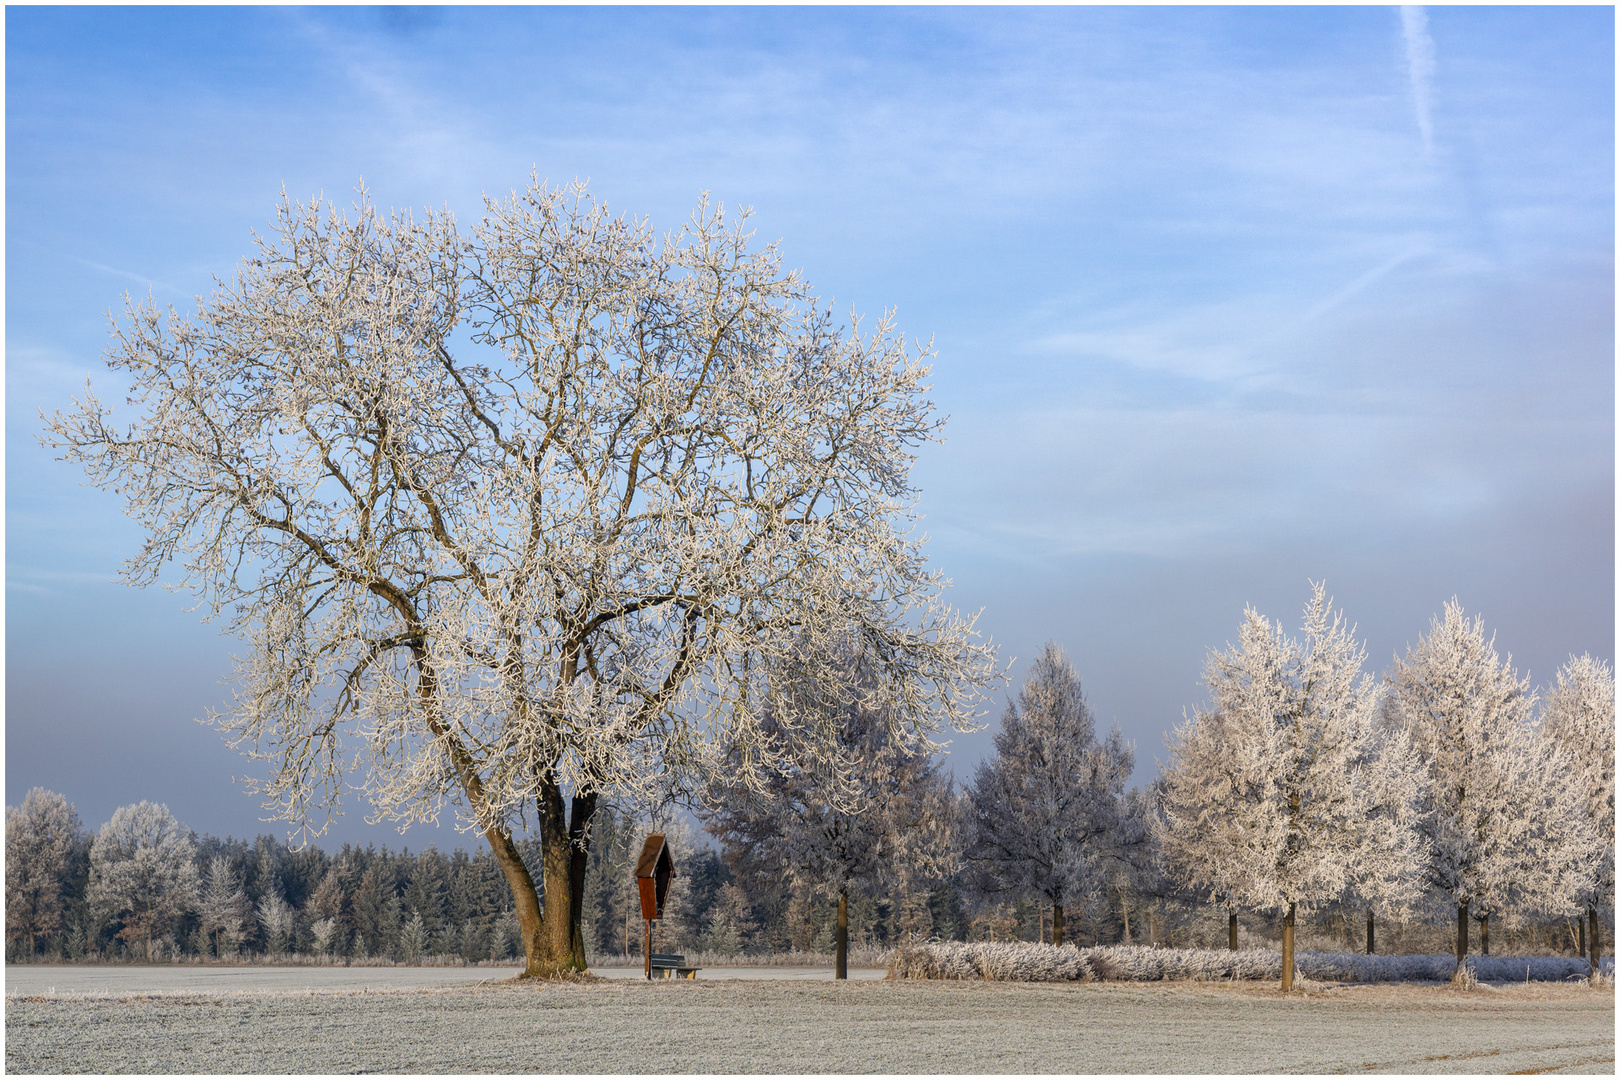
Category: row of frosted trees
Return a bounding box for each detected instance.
[689,585,1611,983]
[9,585,1612,981]
[966,585,1612,989]
[1155,586,1612,987]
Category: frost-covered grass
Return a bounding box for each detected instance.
[6,978,1613,1074]
[888,940,1614,985]
[14,953,516,968]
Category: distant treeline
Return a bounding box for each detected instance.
[5,797,971,964]
[3,791,1602,966]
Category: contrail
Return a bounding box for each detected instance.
[1400,6,1436,152]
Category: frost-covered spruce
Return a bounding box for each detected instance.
[1158,583,1424,990]
[198,854,255,959]
[963,643,1132,948]
[256,888,295,957]
[1538,653,1614,973]
[704,643,957,978]
[1386,600,1594,976]
[44,180,999,978]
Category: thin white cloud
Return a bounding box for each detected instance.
[6,566,124,597]
[1400,6,1437,152]
[1299,247,1426,323]
[13,239,182,295]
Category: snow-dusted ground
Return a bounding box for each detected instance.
[3,963,886,996]
[594,965,887,981]
[4,963,520,995]
[6,978,1613,1073]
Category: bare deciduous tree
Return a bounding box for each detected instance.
[86,802,200,961]
[5,789,85,960]
[704,641,961,978]
[46,178,995,976]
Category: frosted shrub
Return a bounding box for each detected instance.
[889,941,1599,985]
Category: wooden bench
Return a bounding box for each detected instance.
[649,952,700,979]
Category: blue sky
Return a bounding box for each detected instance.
[7,6,1613,849]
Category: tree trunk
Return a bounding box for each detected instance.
[1280,903,1295,992]
[1366,910,1375,956]
[1454,899,1469,979]
[1579,915,1586,958]
[1053,903,1065,948]
[1119,886,1131,944]
[567,792,598,965]
[482,821,547,975]
[1228,909,1237,951]
[835,888,848,980]
[1480,913,1489,957]
[416,646,589,979]
[529,774,593,977]
[1590,906,1601,979]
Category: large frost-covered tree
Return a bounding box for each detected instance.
[86,802,201,961]
[45,179,997,977]
[5,789,86,960]
[963,643,1133,948]
[704,643,959,978]
[1386,601,1593,975]
[1538,653,1614,973]
[1158,584,1424,990]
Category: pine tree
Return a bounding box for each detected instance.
[703,883,758,956]
[963,642,1132,949]
[198,855,254,958]
[309,865,351,957]
[398,911,427,961]
[403,849,449,943]
[257,888,295,957]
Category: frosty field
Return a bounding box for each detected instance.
[6,976,1613,1074]
[1,964,888,997]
